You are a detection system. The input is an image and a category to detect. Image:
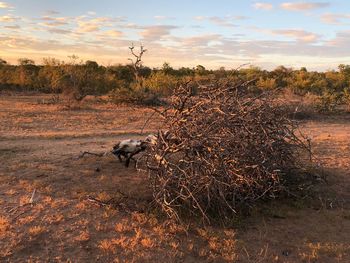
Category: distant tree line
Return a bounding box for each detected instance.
[1,56,350,109]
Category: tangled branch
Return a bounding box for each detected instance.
[144,81,310,223]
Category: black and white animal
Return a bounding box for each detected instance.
[112,134,157,167]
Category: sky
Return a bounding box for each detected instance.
[1,0,350,70]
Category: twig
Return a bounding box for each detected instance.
[87,195,109,206]
[29,189,36,204]
[12,210,30,221]
[140,110,157,135]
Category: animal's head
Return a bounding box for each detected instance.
[112,142,120,151]
[145,134,157,145]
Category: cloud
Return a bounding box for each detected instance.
[181,34,222,46]
[233,15,249,20]
[4,24,20,29]
[75,16,125,33]
[271,29,321,43]
[253,2,274,10]
[140,25,178,41]
[45,10,60,15]
[77,19,104,33]
[194,16,206,21]
[40,16,70,27]
[280,2,330,11]
[320,13,350,25]
[208,16,236,27]
[122,23,143,29]
[102,30,123,37]
[90,17,117,23]
[251,26,321,43]
[1,11,350,71]
[190,25,203,29]
[326,30,350,46]
[41,22,68,27]
[194,15,245,27]
[77,23,99,32]
[0,33,136,66]
[2,29,350,71]
[47,28,72,35]
[154,15,175,20]
[0,2,13,9]
[0,15,18,22]
[0,35,60,50]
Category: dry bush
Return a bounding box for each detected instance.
[109,84,164,106]
[143,81,310,223]
[282,91,320,120]
[315,91,342,113]
[143,71,178,96]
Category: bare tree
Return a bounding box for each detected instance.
[128,43,147,85]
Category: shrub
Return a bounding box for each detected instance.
[143,72,178,96]
[256,77,277,90]
[342,87,350,112]
[315,91,342,113]
[109,84,163,106]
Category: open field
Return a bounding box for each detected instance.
[0,94,349,262]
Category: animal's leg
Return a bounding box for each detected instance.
[130,156,138,168]
[112,151,124,162]
[125,156,131,167]
[125,148,145,168]
[125,153,138,168]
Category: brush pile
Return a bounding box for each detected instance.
[144,81,309,222]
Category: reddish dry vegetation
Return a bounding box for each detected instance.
[0,94,349,262]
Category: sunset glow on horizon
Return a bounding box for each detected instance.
[1,0,350,70]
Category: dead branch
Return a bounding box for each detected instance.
[86,191,135,213]
[142,80,310,223]
[140,110,158,135]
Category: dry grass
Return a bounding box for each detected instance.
[0,94,161,140]
[300,242,350,262]
[75,231,91,243]
[0,216,10,234]
[0,94,349,262]
[28,226,46,236]
[18,216,35,225]
[98,239,116,253]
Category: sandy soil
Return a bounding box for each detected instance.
[0,94,349,262]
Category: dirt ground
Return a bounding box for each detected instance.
[0,94,349,262]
